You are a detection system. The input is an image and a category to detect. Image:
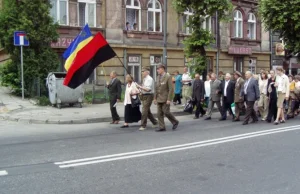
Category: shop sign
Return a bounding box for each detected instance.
[228,46,252,55]
[51,37,75,48]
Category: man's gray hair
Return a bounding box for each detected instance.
[225,73,231,78]
[111,71,117,76]
[245,71,252,76]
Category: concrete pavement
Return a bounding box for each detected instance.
[1,116,300,193]
[0,87,191,124]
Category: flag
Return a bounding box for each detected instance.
[63,24,93,71]
[63,32,116,89]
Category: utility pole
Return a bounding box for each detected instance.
[163,0,168,68]
[215,11,220,76]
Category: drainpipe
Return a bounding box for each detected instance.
[123,48,127,84]
[163,0,168,69]
[216,11,220,76]
[270,30,273,69]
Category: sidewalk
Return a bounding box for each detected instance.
[0,87,191,125]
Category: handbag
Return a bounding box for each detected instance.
[131,95,141,108]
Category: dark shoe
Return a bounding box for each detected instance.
[120,125,129,128]
[274,121,279,125]
[193,116,199,119]
[205,117,211,120]
[156,128,166,132]
[200,112,206,117]
[242,121,248,125]
[266,120,271,123]
[219,118,226,121]
[280,120,286,123]
[172,122,179,130]
[250,120,257,124]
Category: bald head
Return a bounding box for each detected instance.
[245,71,252,79]
[211,73,217,81]
[225,73,231,81]
[195,73,200,80]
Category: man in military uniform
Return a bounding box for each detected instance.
[233,71,244,122]
[136,67,158,131]
[154,64,179,132]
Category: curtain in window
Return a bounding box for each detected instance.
[88,3,95,27]
[50,0,57,22]
[79,3,86,26]
[59,0,67,25]
[148,11,154,31]
[126,9,136,28]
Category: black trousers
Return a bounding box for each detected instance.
[244,100,258,122]
[110,98,120,121]
[173,94,181,104]
[222,97,234,119]
[195,99,206,117]
[267,97,277,121]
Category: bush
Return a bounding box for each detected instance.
[35,96,50,106]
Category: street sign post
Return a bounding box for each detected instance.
[14,31,29,100]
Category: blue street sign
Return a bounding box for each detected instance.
[14,31,29,46]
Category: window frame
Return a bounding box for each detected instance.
[77,0,97,27]
[248,13,256,40]
[147,0,162,32]
[125,0,142,31]
[233,57,244,72]
[202,16,212,32]
[127,55,142,83]
[150,55,162,80]
[234,10,243,38]
[50,0,69,26]
[182,9,193,34]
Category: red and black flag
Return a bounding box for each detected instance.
[63,32,116,89]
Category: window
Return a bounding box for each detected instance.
[181,9,193,34]
[234,10,243,38]
[184,57,195,73]
[233,57,243,72]
[248,58,256,74]
[150,55,162,80]
[248,13,256,40]
[202,16,212,31]
[125,0,141,31]
[127,56,141,83]
[50,0,68,25]
[78,0,96,27]
[147,0,162,32]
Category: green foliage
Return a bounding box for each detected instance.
[173,0,233,74]
[259,0,300,55]
[36,96,51,106]
[0,0,59,97]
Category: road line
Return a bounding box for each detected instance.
[57,125,300,168]
[0,170,8,176]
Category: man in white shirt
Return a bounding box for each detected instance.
[181,67,193,106]
[136,68,158,131]
[220,73,235,121]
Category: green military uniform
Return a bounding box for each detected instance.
[234,71,245,121]
[155,70,179,130]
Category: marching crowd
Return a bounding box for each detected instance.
[107,65,299,132]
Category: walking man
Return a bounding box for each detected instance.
[107,71,122,124]
[241,71,260,125]
[136,68,158,131]
[154,64,179,132]
[220,73,235,121]
[181,67,193,106]
[205,73,223,120]
[233,71,244,122]
[192,73,206,119]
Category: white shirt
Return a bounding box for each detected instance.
[244,78,251,95]
[182,73,192,85]
[259,79,268,95]
[224,80,229,96]
[124,82,138,105]
[277,75,284,92]
[204,80,211,97]
[142,75,154,94]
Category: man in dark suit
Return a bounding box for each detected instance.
[241,71,260,125]
[220,73,235,121]
[192,73,206,119]
[107,71,122,124]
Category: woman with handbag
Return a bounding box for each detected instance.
[121,75,142,128]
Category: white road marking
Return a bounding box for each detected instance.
[56,125,300,168]
[0,170,8,176]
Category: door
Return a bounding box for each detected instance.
[150,55,162,81]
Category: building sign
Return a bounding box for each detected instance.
[275,43,285,56]
[150,55,162,65]
[228,46,252,55]
[51,37,75,48]
[128,56,140,63]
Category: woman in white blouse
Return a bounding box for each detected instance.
[121,75,142,128]
[258,71,269,121]
[204,74,211,108]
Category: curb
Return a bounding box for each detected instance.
[0,111,194,125]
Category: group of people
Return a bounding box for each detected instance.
[107,65,298,132]
[107,65,179,132]
[176,67,297,125]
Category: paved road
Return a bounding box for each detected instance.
[1,115,300,194]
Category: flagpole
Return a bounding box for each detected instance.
[115,55,135,82]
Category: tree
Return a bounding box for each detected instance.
[173,0,232,75]
[0,0,59,97]
[259,0,300,55]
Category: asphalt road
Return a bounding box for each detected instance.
[1,114,300,194]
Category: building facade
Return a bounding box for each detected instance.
[0,0,272,84]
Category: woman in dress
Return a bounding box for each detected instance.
[266,70,277,123]
[173,70,182,105]
[121,75,142,128]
